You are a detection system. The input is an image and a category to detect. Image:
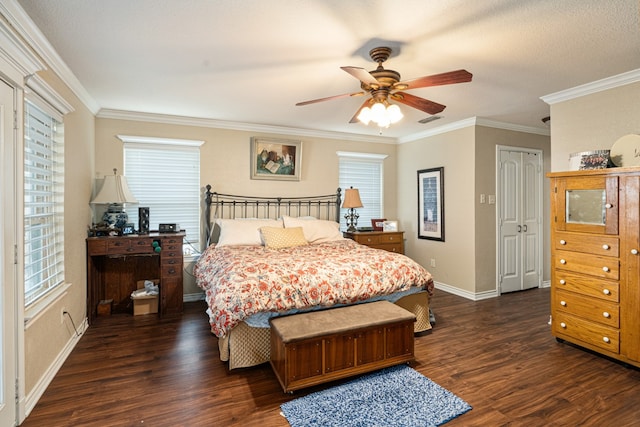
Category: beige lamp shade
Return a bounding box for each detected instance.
[342,188,363,209]
[91,169,138,204]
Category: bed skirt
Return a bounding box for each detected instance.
[218,291,432,369]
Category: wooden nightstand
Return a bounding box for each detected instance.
[343,231,404,254]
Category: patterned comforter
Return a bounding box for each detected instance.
[194,239,434,337]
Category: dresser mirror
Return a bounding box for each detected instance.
[566,189,606,225]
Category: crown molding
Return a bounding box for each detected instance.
[0,2,44,80]
[97,108,397,144]
[2,0,99,113]
[541,68,640,105]
[397,117,549,144]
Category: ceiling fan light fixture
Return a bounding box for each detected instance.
[357,107,372,125]
[359,101,403,128]
[387,104,403,124]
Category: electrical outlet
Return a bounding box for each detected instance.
[430,258,436,268]
[61,307,66,324]
[480,194,486,204]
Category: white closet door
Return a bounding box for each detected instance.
[498,148,542,293]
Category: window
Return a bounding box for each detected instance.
[337,151,387,231]
[121,136,203,252]
[24,99,65,306]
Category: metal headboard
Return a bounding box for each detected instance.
[204,185,342,246]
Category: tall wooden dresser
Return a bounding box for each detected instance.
[549,167,640,367]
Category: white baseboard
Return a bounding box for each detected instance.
[434,280,550,301]
[22,317,88,421]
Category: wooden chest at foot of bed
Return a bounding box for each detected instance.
[269,301,416,393]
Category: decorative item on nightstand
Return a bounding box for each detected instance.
[90,168,138,230]
[342,187,363,232]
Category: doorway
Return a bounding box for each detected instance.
[497,146,543,294]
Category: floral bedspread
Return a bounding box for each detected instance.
[194,239,434,337]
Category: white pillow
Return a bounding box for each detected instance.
[282,216,344,243]
[216,218,283,246]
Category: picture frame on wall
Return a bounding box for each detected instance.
[250,137,302,181]
[417,167,444,241]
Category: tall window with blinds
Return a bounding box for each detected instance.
[338,152,386,231]
[123,138,202,252]
[24,100,65,306]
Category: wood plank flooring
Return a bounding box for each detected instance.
[21,287,640,426]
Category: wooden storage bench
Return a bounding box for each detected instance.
[269,301,416,392]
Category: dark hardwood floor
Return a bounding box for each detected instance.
[22,287,640,427]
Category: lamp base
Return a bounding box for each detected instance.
[102,204,128,229]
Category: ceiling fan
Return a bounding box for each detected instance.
[296,47,472,126]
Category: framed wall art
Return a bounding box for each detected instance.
[417,167,444,241]
[251,137,301,181]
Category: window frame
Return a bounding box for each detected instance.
[23,75,73,314]
[119,135,204,253]
[337,151,387,231]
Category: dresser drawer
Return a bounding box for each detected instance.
[369,243,403,254]
[554,232,619,257]
[553,312,619,353]
[87,239,108,255]
[555,250,619,280]
[555,289,619,328]
[354,234,382,245]
[554,271,619,302]
[106,238,155,254]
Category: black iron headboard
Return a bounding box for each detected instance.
[204,185,342,246]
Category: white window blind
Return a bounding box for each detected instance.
[123,139,201,251]
[24,100,65,306]
[338,152,386,231]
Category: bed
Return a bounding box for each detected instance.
[195,185,434,369]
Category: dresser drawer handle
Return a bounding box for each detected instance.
[603,337,610,343]
[603,289,611,295]
[605,203,613,209]
[632,249,639,255]
[602,266,609,272]
[560,301,567,307]
[559,240,566,245]
[602,244,609,250]
[559,279,566,285]
[367,238,372,242]
[560,259,566,264]
[603,311,611,318]
[560,322,567,328]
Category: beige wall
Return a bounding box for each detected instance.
[24,69,95,394]
[550,81,640,171]
[397,124,550,296]
[397,126,477,293]
[474,126,551,293]
[95,119,399,295]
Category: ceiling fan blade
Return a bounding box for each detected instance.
[296,91,364,106]
[391,92,446,115]
[396,69,472,90]
[349,99,373,123]
[341,66,380,88]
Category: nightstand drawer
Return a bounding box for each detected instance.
[370,243,403,253]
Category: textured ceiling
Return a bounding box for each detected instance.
[16,0,640,139]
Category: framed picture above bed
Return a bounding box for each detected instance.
[251,137,302,181]
[417,167,444,241]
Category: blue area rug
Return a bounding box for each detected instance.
[280,365,472,427]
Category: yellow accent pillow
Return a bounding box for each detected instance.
[260,226,308,249]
